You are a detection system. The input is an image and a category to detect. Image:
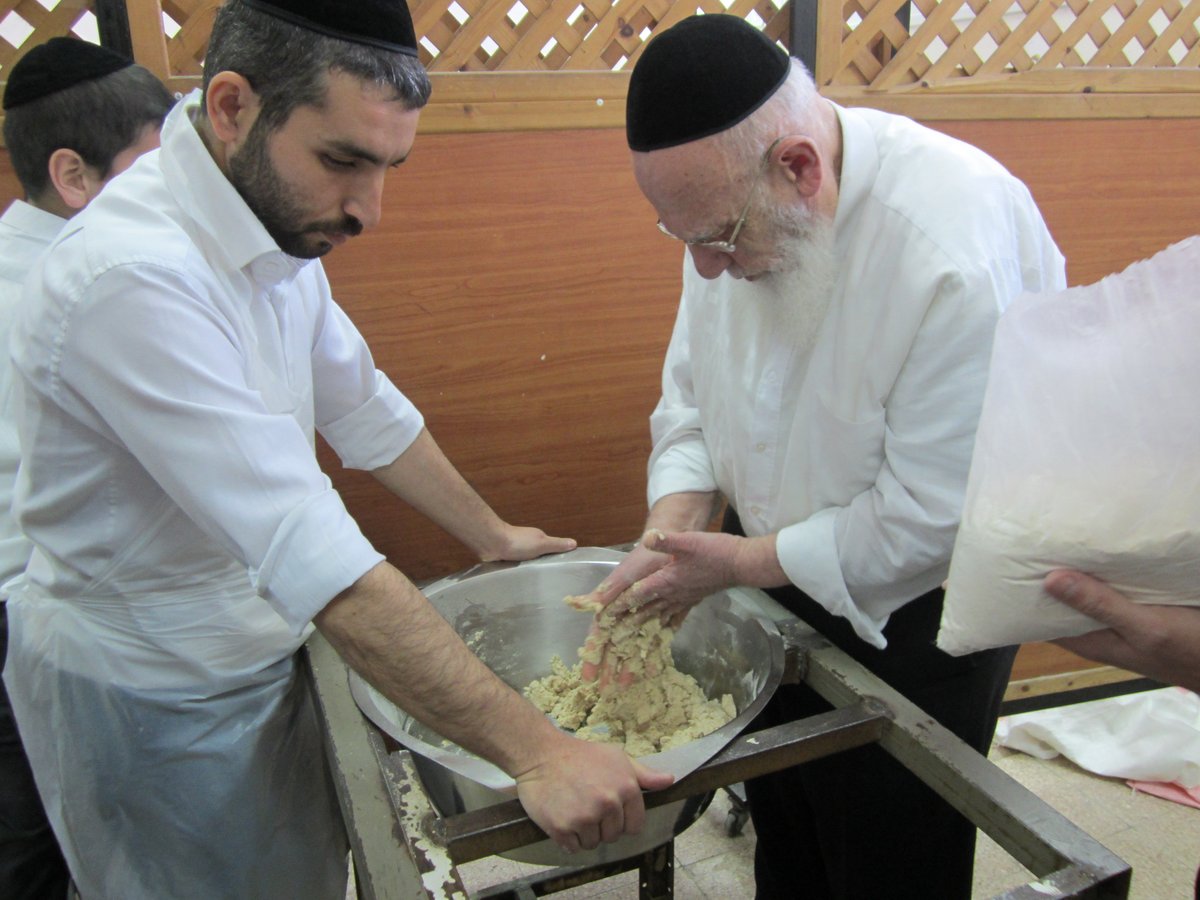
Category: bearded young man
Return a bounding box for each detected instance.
[580,15,1066,899]
[5,2,670,897]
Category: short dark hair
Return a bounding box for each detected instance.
[3,62,174,200]
[203,0,432,136]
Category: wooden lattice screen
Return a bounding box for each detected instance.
[0,0,99,77]
[818,0,1200,93]
[0,0,1196,129]
[411,0,789,72]
[0,0,790,78]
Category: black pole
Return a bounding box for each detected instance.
[788,0,819,71]
[788,2,914,75]
[93,0,134,58]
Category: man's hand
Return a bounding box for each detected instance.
[480,524,576,562]
[608,529,786,628]
[1045,569,1200,694]
[610,529,752,628]
[577,528,787,685]
[574,528,739,627]
[576,536,673,610]
[573,490,722,616]
[514,733,674,853]
[574,535,672,685]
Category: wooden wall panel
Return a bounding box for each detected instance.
[0,153,17,207]
[2,116,1196,678]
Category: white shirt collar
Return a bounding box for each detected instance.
[0,199,66,243]
[830,103,879,237]
[159,90,309,288]
[0,200,66,286]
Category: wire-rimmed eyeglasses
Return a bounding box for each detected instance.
[655,135,791,256]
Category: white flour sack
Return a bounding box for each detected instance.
[938,236,1200,655]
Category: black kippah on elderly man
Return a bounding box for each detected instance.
[567,12,1068,900]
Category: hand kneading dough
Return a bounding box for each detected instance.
[524,592,736,757]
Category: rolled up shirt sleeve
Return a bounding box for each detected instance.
[775,509,889,648]
[320,370,424,471]
[252,489,384,632]
[310,289,424,470]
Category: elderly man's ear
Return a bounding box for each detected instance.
[776,137,824,199]
[46,148,105,212]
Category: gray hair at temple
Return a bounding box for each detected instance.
[202,0,432,135]
[3,63,174,202]
[708,59,824,182]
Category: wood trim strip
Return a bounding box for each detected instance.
[1,66,1192,148]
[1004,665,1142,703]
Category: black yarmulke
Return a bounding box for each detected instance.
[3,36,133,110]
[243,0,419,57]
[627,14,790,152]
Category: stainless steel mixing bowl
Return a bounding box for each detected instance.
[350,547,784,866]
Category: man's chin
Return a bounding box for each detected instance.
[275,234,334,260]
[731,252,798,283]
[729,266,767,282]
[741,263,789,284]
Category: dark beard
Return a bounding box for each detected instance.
[227,120,362,259]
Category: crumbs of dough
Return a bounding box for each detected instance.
[524,594,736,756]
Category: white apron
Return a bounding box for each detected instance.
[2,301,349,899]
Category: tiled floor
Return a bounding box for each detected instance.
[454,741,1200,899]
[973,745,1199,900]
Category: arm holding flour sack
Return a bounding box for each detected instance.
[1045,570,1200,694]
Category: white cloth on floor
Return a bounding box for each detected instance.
[996,687,1200,807]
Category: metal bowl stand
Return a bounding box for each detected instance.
[304,611,1132,900]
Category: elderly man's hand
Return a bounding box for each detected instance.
[577,529,785,686]
[571,536,672,685]
[608,529,748,629]
[514,733,674,853]
[576,536,674,610]
[1045,569,1200,694]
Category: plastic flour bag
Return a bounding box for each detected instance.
[938,236,1200,655]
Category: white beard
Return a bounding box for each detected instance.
[751,212,837,356]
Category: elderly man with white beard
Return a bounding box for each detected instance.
[579,14,1066,900]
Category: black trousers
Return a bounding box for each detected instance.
[0,604,70,900]
[725,509,1016,900]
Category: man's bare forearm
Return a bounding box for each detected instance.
[315,561,560,777]
[370,428,509,558]
[371,428,575,562]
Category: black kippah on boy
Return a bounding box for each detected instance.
[626,14,791,152]
[242,0,419,56]
[3,36,133,110]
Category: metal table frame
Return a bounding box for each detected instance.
[305,617,1132,900]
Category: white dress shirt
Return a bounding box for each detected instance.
[4,93,407,897]
[0,200,64,590]
[12,91,424,644]
[648,104,1066,648]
